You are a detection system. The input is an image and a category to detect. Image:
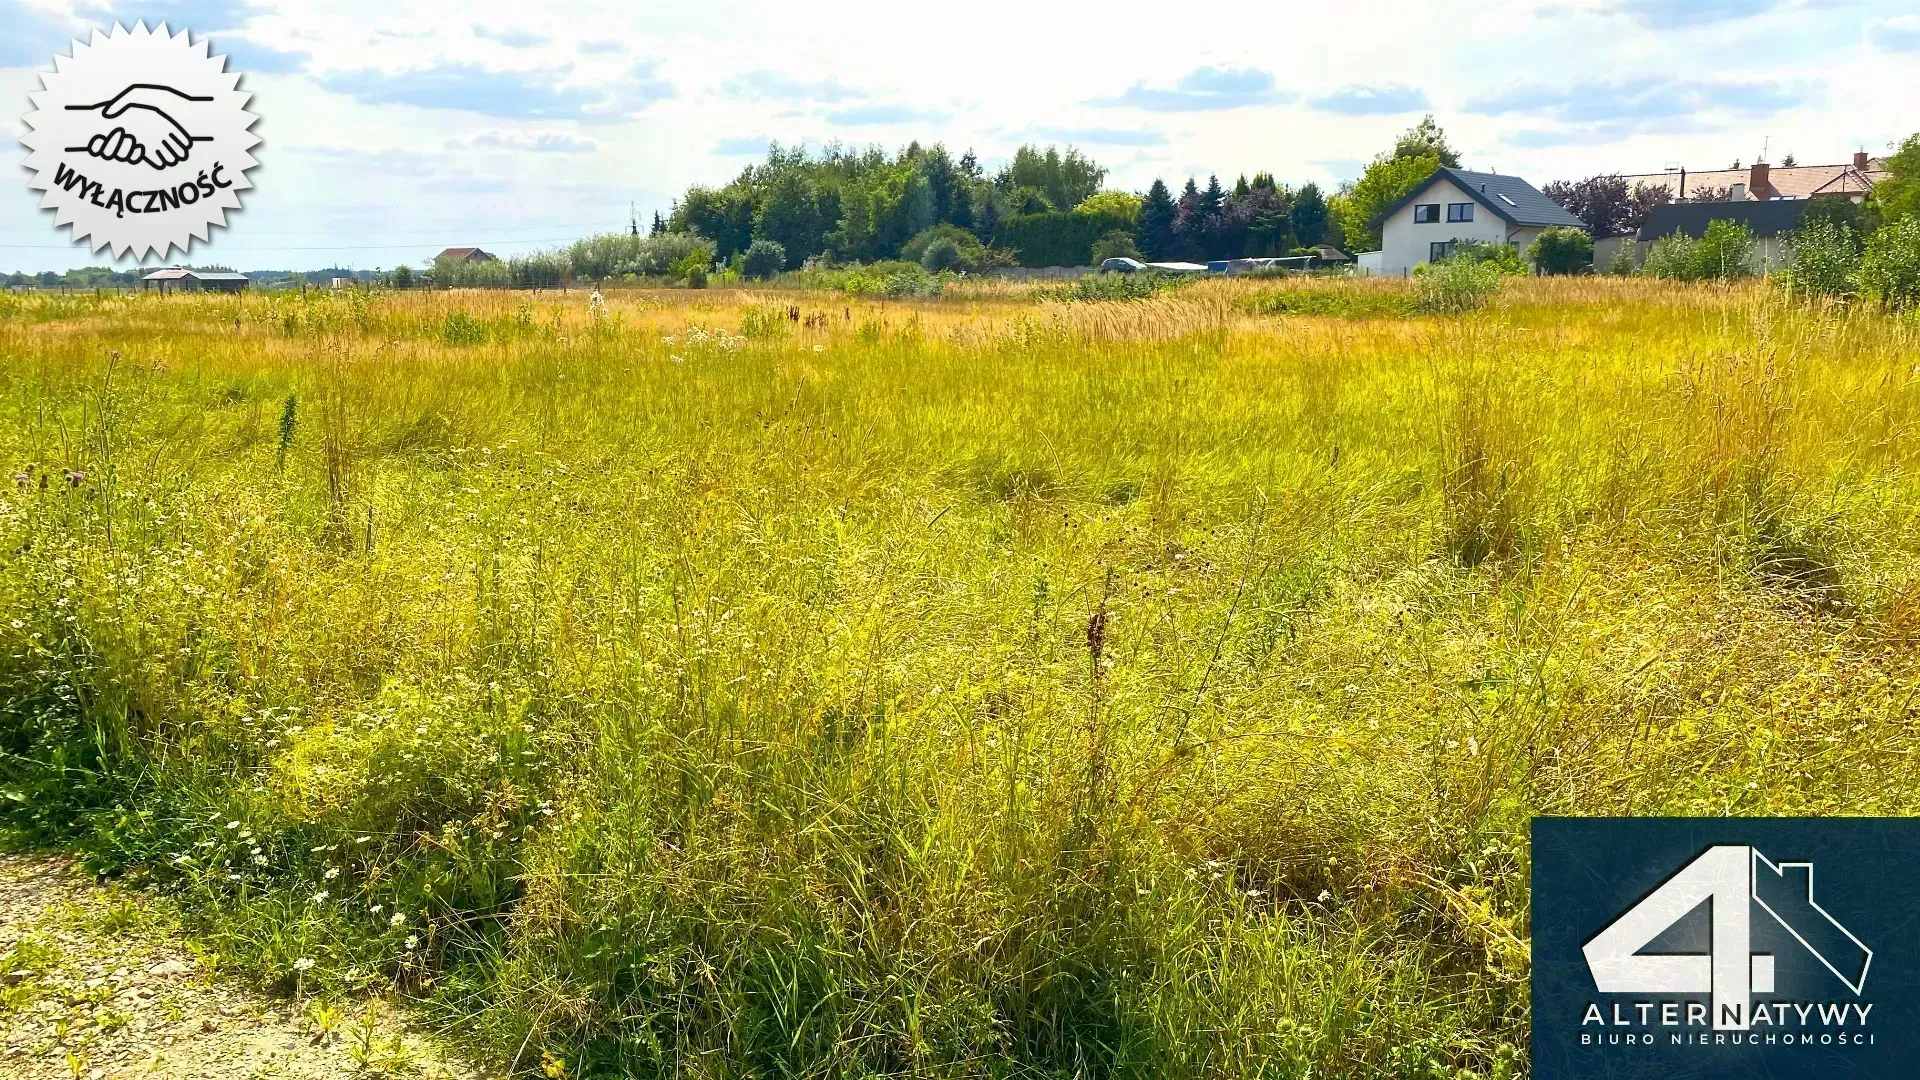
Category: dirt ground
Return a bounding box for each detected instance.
[0,853,492,1079]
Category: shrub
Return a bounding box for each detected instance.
[1446,240,1529,276]
[902,225,985,271]
[673,249,711,289]
[741,239,787,280]
[920,238,961,272]
[1605,242,1638,276]
[1413,256,1502,314]
[1854,215,1920,309]
[1091,230,1143,264]
[1529,227,1594,275]
[1639,234,1698,280]
[1694,219,1756,279]
[1640,221,1755,281]
[571,232,716,280]
[388,264,413,289]
[1782,220,1858,299]
[1037,270,1188,303]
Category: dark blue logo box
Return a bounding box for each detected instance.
[1532,817,1920,1080]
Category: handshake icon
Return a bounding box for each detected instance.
[63,82,214,171]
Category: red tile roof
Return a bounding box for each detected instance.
[1620,160,1885,202]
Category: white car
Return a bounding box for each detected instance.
[1099,257,1147,273]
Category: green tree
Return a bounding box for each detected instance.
[1782,220,1857,298]
[1801,194,1876,246]
[1091,230,1142,263]
[388,264,413,289]
[1854,214,1920,308]
[1331,152,1440,253]
[1869,134,1920,224]
[1393,115,1461,168]
[741,239,786,279]
[1694,219,1756,279]
[1074,191,1142,224]
[996,145,1107,215]
[756,172,825,269]
[1136,179,1177,260]
[1291,183,1328,247]
[920,237,961,272]
[1528,227,1593,275]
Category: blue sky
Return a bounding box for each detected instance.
[4,0,1917,271]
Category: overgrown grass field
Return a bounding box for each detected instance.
[3,278,1918,1078]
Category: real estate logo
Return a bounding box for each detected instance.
[20,23,259,260]
[1533,818,1920,1080]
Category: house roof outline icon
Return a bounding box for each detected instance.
[1751,850,1873,996]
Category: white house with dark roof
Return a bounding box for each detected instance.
[1367,167,1589,276]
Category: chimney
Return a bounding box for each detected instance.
[1729,182,1747,202]
[1855,150,1871,171]
[1749,162,1769,199]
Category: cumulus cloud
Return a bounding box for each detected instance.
[1467,76,1809,125]
[722,70,865,103]
[711,135,772,155]
[318,64,606,120]
[475,25,551,49]
[210,34,310,74]
[1602,0,1787,28]
[825,104,950,125]
[1868,15,1920,51]
[80,0,263,34]
[1309,84,1430,115]
[1,1,74,65]
[1089,66,1295,111]
[472,130,597,153]
[1031,127,1168,147]
[318,60,673,122]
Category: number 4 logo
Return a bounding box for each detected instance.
[1583,845,1872,1030]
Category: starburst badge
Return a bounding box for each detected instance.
[20,23,261,260]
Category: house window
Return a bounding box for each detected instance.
[1414,203,1441,223]
[1430,241,1456,262]
[1447,203,1474,222]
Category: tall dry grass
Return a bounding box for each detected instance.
[2,277,1917,1078]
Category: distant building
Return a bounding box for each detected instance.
[1634,199,1813,273]
[434,247,498,263]
[140,267,249,293]
[1367,167,1588,276]
[1622,154,1886,205]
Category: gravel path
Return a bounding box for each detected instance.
[0,853,490,1079]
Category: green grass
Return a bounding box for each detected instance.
[2,278,1919,1078]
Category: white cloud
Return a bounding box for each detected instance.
[1868,15,1920,51]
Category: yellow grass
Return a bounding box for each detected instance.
[1,276,1917,1078]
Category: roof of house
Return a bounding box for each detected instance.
[435,246,496,261]
[141,268,249,282]
[1621,161,1885,202]
[1636,199,1811,242]
[1371,167,1589,231]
